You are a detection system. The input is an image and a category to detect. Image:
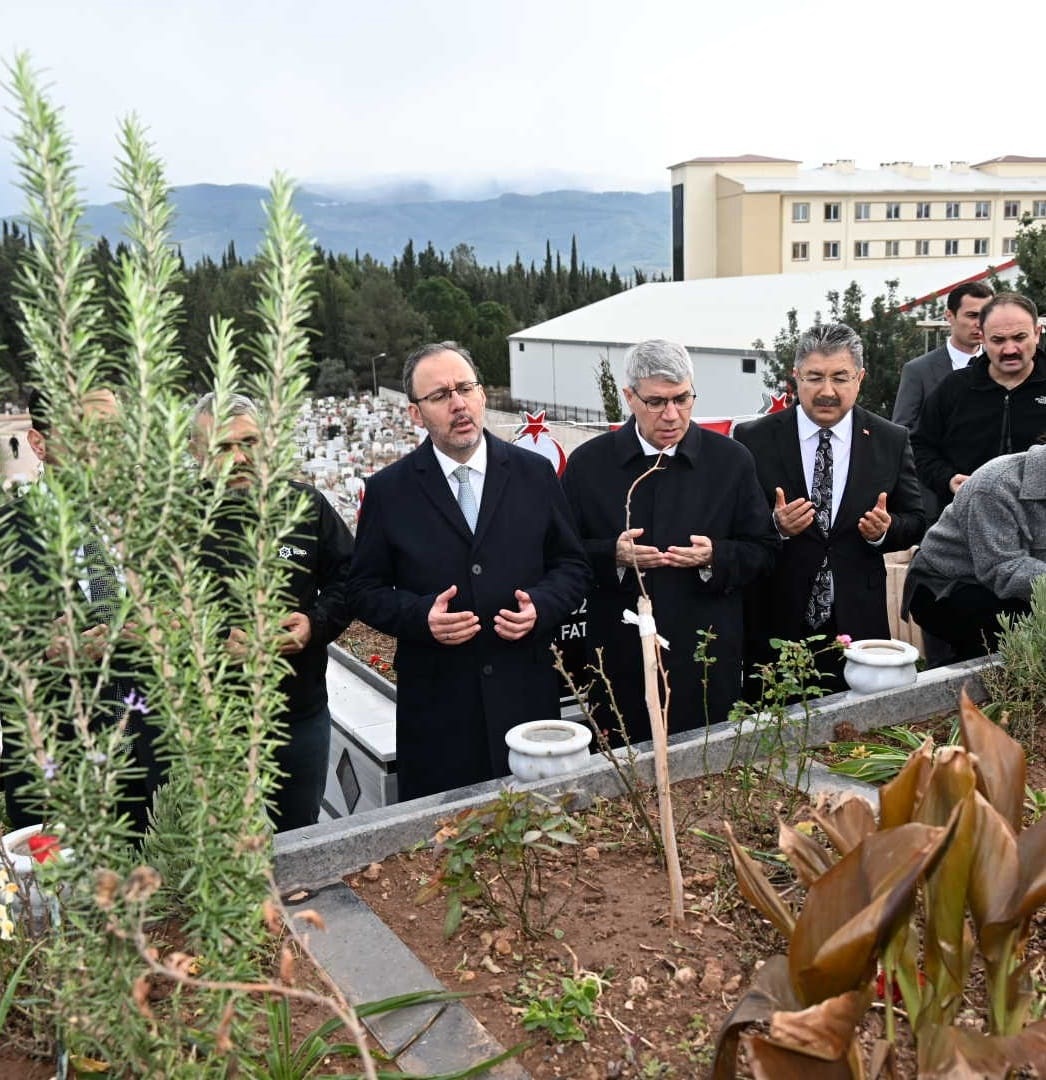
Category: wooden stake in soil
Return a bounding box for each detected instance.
[636,595,685,926]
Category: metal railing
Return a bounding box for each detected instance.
[484,390,608,426]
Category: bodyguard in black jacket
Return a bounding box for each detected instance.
[193,393,355,831]
[912,294,1046,509]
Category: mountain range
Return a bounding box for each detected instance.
[34,185,670,275]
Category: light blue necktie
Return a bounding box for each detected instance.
[452,465,478,532]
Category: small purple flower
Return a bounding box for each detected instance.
[42,756,58,781]
[123,689,150,715]
[88,751,107,766]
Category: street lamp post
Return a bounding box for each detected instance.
[370,352,387,396]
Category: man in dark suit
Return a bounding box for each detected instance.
[562,339,779,741]
[892,281,992,522]
[346,343,590,802]
[892,281,992,432]
[734,323,926,689]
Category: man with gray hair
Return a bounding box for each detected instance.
[191,391,356,831]
[561,339,778,740]
[734,323,925,689]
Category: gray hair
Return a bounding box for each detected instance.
[191,391,258,428]
[402,342,478,400]
[624,339,694,387]
[794,323,864,370]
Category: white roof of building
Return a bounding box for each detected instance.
[510,260,1017,352]
[739,167,1046,195]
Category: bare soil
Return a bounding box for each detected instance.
[355,744,1046,1080]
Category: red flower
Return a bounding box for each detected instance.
[876,968,924,1004]
[27,833,61,864]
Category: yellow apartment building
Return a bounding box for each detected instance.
[669,154,1046,280]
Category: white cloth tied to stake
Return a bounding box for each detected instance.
[621,608,670,650]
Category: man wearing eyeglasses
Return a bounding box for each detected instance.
[734,323,925,690]
[347,342,590,802]
[561,339,778,740]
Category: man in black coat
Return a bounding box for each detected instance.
[734,323,926,690]
[561,339,779,742]
[346,343,590,803]
[191,392,356,831]
[912,292,1046,512]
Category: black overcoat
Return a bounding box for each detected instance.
[346,433,590,801]
[560,418,779,740]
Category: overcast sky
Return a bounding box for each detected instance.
[3,0,1043,212]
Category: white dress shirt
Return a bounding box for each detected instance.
[796,408,853,528]
[432,437,488,510]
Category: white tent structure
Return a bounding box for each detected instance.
[508,258,1017,418]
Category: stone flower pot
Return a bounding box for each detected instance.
[505,720,593,782]
[842,638,920,696]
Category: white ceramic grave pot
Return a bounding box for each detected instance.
[1,824,71,916]
[842,638,920,696]
[505,720,592,782]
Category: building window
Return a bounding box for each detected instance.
[854,241,869,258]
[824,202,841,221]
[792,202,810,223]
[916,202,931,219]
[975,201,991,219]
[854,202,871,221]
[672,183,684,281]
[974,238,989,255]
[1034,201,1046,218]
[518,341,525,351]
[945,239,960,255]
[946,202,960,219]
[1004,200,1020,219]
[885,202,901,220]
[1003,237,1018,254]
[742,356,757,374]
[792,241,809,261]
[916,239,931,256]
[823,241,840,260]
[884,240,900,257]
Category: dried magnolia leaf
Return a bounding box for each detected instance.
[723,822,795,941]
[958,688,1025,833]
[790,823,950,1006]
[917,1018,1046,1077]
[916,759,978,1022]
[712,955,799,1080]
[879,737,934,829]
[779,822,834,888]
[810,796,876,857]
[769,988,869,1061]
[966,792,1020,951]
[1013,813,1046,923]
[742,1032,857,1078]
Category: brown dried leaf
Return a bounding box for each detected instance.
[779,823,835,888]
[810,796,876,857]
[1013,813,1046,923]
[917,1018,1046,1077]
[742,1032,857,1078]
[879,736,934,829]
[790,823,951,1006]
[769,988,870,1061]
[723,822,795,940]
[712,955,799,1080]
[958,688,1026,832]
